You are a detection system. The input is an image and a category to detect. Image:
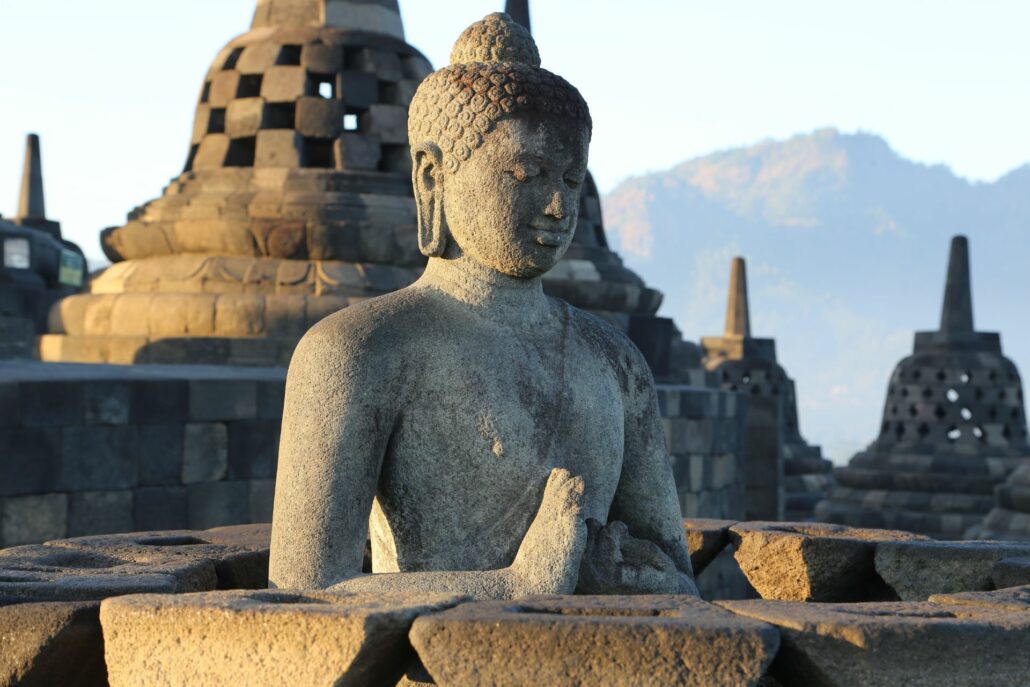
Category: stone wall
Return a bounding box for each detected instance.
[0,363,285,548]
[658,385,747,522]
[1,366,747,548]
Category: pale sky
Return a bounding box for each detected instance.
[1,1,1027,259]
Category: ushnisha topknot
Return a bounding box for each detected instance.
[450,11,541,67]
[408,12,592,173]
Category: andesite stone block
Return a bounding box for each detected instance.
[0,427,61,496]
[260,66,308,102]
[301,43,343,73]
[207,71,241,108]
[295,96,344,138]
[48,527,270,591]
[730,521,927,602]
[875,540,1030,600]
[720,599,1030,687]
[187,480,250,530]
[189,380,258,421]
[132,486,188,532]
[412,595,779,687]
[59,426,138,491]
[182,423,229,484]
[137,424,184,487]
[83,381,131,425]
[101,591,466,687]
[0,544,215,604]
[228,420,280,479]
[363,104,407,144]
[193,135,231,170]
[68,491,134,538]
[236,43,281,74]
[129,380,189,424]
[248,479,276,523]
[255,130,303,167]
[1,494,68,547]
[683,518,737,576]
[338,70,377,110]
[0,601,107,687]
[20,381,84,428]
[226,98,267,139]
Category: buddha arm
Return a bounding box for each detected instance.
[610,350,699,595]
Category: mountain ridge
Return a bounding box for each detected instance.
[601,128,1030,460]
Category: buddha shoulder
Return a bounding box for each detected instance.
[289,288,442,373]
[566,304,654,387]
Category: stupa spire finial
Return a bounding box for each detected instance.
[939,235,974,334]
[251,0,404,38]
[504,0,531,33]
[723,257,751,338]
[17,133,45,221]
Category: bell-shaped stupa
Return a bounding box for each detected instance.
[817,236,1030,539]
[701,257,832,520]
[42,0,434,365]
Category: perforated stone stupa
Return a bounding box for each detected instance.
[817,236,1030,539]
[41,0,434,366]
[702,258,832,520]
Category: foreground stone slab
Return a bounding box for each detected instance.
[410,595,779,687]
[0,601,106,687]
[875,540,1030,600]
[991,557,1030,589]
[101,590,465,687]
[683,518,736,576]
[0,545,215,604]
[929,585,1030,613]
[720,599,1030,687]
[730,522,926,601]
[46,524,270,589]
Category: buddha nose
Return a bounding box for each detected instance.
[544,190,565,220]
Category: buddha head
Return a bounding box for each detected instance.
[408,13,592,279]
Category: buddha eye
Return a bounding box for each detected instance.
[565,177,582,189]
[510,163,540,183]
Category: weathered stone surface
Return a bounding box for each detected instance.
[730,522,927,601]
[2,493,68,546]
[929,584,1030,612]
[684,518,736,575]
[720,599,1030,687]
[100,591,465,687]
[992,557,1030,589]
[0,601,106,687]
[875,540,1030,600]
[412,595,779,687]
[45,526,269,590]
[0,545,215,604]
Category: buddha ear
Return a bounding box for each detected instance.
[412,143,448,258]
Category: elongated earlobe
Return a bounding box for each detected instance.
[412,144,448,258]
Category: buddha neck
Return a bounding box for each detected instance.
[417,255,553,324]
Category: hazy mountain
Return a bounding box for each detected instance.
[602,128,1030,461]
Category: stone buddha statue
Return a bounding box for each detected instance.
[269,13,697,598]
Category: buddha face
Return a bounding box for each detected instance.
[415,116,590,279]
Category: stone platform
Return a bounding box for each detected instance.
[3,521,1029,686]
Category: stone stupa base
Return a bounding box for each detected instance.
[816,449,1028,539]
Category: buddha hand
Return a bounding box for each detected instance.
[575,519,680,595]
[510,467,589,596]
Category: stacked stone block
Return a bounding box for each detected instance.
[658,385,747,521]
[817,237,1030,539]
[5,521,1030,685]
[0,363,285,548]
[977,464,1030,541]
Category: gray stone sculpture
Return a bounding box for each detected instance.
[269,13,697,598]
